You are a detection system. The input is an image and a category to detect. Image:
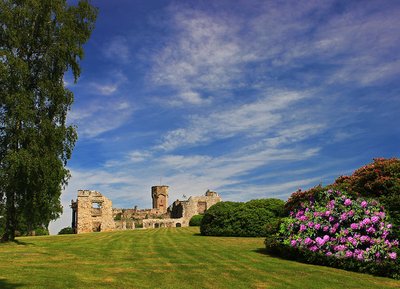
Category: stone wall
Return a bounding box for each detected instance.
[71,188,221,233]
[168,190,222,223]
[72,190,115,234]
[142,218,186,229]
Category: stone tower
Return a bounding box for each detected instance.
[152,185,169,213]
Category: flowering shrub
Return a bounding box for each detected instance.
[334,158,400,237]
[279,189,398,262]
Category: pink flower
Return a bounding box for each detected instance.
[290,240,297,247]
[340,212,347,221]
[387,224,392,229]
[361,201,368,208]
[329,216,335,222]
[325,210,331,216]
[350,223,359,230]
[307,221,314,228]
[299,215,308,221]
[299,224,307,232]
[334,245,346,251]
[385,240,392,248]
[323,226,329,232]
[388,252,397,260]
[345,251,353,258]
[362,218,371,225]
[360,236,370,243]
[326,252,333,256]
[366,227,376,234]
[309,245,318,252]
[371,216,379,223]
[344,199,352,206]
[316,237,325,247]
[347,210,355,217]
[314,223,321,230]
[304,237,313,245]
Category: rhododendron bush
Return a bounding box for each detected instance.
[279,189,398,262]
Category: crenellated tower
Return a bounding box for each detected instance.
[151,185,169,213]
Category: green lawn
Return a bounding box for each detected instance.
[0,227,399,289]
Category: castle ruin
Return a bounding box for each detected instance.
[70,186,221,234]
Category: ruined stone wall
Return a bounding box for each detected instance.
[142,218,186,229]
[75,190,115,234]
[168,191,222,223]
[72,188,221,233]
[181,193,221,221]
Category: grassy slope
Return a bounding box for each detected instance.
[0,227,399,289]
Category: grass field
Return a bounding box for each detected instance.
[0,227,399,289]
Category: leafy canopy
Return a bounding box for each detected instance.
[0,0,97,241]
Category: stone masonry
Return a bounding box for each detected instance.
[71,190,115,234]
[71,186,221,233]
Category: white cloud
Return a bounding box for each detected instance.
[68,100,134,138]
[128,150,152,163]
[157,90,312,151]
[149,7,256,106]
[90,83,118,95]
[103,36,131,63]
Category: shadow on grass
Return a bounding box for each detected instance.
[12,239,34,246]
[253,247,294,262]
[0,279,25,288]
[0,239,33,246]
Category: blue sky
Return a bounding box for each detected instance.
[50,0,400,233]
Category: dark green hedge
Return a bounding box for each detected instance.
[58,227,74,235]
[189,215,204,226]
[200,199,285,237]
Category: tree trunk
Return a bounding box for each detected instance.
[1,191,16,242]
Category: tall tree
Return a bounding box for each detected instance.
[0,0,97,241]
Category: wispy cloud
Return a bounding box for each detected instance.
[90,83,118,95]
[68,99,134,138]
[103,36,131,63]
[157,90,314,151]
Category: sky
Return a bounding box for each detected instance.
[49,0,400,234]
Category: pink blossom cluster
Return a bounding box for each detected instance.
[282,190,398,262]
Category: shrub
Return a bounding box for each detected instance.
[58,227,74,235]
[200,202,242,236]
[334,158,400,236]
[265,239,400,279]
[189,215,203,226]
[201,199,285,237]
[279,189,398,262]
[285,158,400,238]
[34,227,49,236]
